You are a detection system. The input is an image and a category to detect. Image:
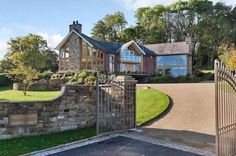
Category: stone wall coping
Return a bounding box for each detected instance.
[0,85,67,104]
[61,84,95,87]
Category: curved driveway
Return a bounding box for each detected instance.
[136,83,215,152]
[138,83,215,135]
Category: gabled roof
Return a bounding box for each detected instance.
[55,30,157,56]
[119,40,146,55]
[78,32,122,54]
[55,30,93,50]
[55,30,122,54]
[55,29,191,56]
[145,42,191,55]
[138,44,157,56]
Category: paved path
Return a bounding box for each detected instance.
[136,83,215,152]
[51,136,202,156]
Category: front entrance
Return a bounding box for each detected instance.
[215,60,236,156]
[96,74,136,134]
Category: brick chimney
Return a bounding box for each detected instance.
[69,21,82,33]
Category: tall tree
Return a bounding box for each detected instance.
[7,34,47,70]
[91,11,127,42]
[90,0,235,69]
[1,34,58,72]
[91,20,107,40]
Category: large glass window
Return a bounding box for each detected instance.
[156,55,187,77]
[109,55,114,62]
[121,49,142,62]
[133,64,139,72]
[120,63,125,72]
[60,49,64,58]
[87,46,93,56]
[109,54,115,73]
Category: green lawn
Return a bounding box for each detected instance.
[136,87,169,125]
[0,127,96,156]
[0,86,60,101]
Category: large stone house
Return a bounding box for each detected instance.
[56,21,192,77]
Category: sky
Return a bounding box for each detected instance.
[0,0,235,59]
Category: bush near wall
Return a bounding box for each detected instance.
[0,73,12,86]
[150,73,214,83]
[67,71,96,85]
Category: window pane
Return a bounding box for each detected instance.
[157,55,187,67]
[157,55,187,77]
[179,67,187,76]
[170,67,179,77]
[121,49,141,62]
[87,46,92,56]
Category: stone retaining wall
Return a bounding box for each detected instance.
[0,85,96,139]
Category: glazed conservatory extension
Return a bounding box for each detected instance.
[55,21,192,77]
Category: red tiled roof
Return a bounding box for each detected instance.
[145,42,191,55]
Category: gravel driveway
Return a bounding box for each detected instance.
[135,83,216,153]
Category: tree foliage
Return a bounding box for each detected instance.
[7,62,37,96]
[91,0,235,69]
[219,44,236,71]
[91,11,127,42]
[0,34,58,73]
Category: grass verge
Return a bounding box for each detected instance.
[0,127,96,156]
[136,87,169,125]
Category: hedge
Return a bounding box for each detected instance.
[0,73,12,86]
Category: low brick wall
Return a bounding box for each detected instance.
[0,85,96,139]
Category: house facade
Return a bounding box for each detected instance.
[56,21,192,77]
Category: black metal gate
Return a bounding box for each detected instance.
[215,60,236,156]
[96,74,136,134]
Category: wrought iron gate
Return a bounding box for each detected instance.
[215,60,236,156]
[96,74,136,134]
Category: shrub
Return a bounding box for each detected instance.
[150,74,202,83]
[0,73,12,86]
[37,70,53,79]
[73,71,88,81]
[84,75,96,85]
[68,71,95,85]
[51,74,61,79]
[150,75,170,83]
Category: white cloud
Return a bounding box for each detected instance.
[0,24,64,60]
[0,41,8,59]
[0,32,63,60]
[0,26,13,37]
[36,32,64,49]
[116,0,236,10]
[116,0,159,10]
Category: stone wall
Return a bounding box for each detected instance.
[0,85,96,139]
[68,32,82,71]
